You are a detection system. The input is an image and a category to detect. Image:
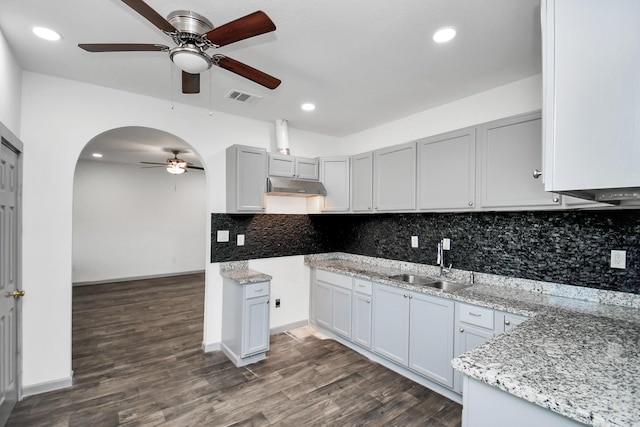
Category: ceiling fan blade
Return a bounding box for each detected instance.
[121,0,178,33]
[217,56,281,89]
[188,166,205,170]
[182,72,200,94]
[205,11,276,47]
[140,161,168,166]
[79,43,169,52]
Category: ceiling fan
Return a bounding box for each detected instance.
[78,0,281,94]
[141,150,204,175]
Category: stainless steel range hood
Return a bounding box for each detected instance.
[266,177,326,197]
[560,187,640,206]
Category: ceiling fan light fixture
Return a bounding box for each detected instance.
[166,157,188,175]
[167,165,187,174]
[170,46,212,74]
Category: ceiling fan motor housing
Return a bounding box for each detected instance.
[167,10,214,39]
[167,11,216,73]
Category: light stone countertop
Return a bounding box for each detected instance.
[304,253,640,427]
[219,261,272,284]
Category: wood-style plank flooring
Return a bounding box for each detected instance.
[8,274,462,426]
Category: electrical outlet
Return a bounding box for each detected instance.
[411,236,419,248]
[237,234,245,246]
[611,250,626,269]
[275,298,281,308]
[216,230,229,242]
[442,238,451,250]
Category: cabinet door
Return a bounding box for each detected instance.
[353,292,372,349]
[480,113,561,209]
[418,128,476,210]
[497,312,528,334]
[352,152,374,212]
[243,295,270,357]
[454,323,494,392]
[543,0,640,192]
[268,154,296,177]
[226,145,267,213]
[296,158,319,180]
[332,287,352,339]
[320,157,350,212]
[315,281,332,330]
[372,284,410,366]
[409,293,455,388]
[374,142,417,211]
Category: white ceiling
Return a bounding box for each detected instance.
[0,0,542,139]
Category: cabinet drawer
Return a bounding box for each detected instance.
[353,278,372,295]
[459,303,494,330]
[244,282,269,298]
[316,269,353,289]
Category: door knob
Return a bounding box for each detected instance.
[9,290,25,299]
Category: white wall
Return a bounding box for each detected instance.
[73,159,206,283]
[18,71,339,390]
[337,74,542,154]
[249,256,310,331]
[0,27,22,134]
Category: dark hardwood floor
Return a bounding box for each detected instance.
[8,274,462,426]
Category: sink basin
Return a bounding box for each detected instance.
[388,274,470,292]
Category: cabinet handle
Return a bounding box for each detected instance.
[553,197,559,203]
[358,284,366,288]
[403,294,408,298]
[459,328,464,333]
[254,289,264,292]
[468,312,482,317]
[468,201,473,206]
[409,295,413,299]
[505,319,511,325]
[367,206,371,210]
[533,169,542,179]
[366,299,371,304]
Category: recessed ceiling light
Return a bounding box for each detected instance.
[33,26,61,41]
[92,153,103,158]
[433,27,456,43]
[301,103,316,111]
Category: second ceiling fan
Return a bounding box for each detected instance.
[79,0,281,94]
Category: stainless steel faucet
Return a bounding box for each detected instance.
[437,240,452,276]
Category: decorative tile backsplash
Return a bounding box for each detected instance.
[211,210,640,294]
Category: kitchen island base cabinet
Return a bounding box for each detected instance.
[221,279,270,367]
[462,376,585,427]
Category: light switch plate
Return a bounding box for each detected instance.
[217,230,229,242]
[411,236,419,248]
[611,250,626,269]
[237,234,245,246]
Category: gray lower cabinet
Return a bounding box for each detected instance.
[221,279,270,367]
[314,269,353,339]
[454,303,495,393]
[496,311,528,333]
[417,128,476,211]
[373,142,416,211]
[320,156,350,212]
[351,152,374,212]
[352,279,373,349]
[409,293,455,388]
[479,112,561,209]
[226,145,267,213]
[372,284,410,365]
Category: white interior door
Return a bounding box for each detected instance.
[0,141,20,426]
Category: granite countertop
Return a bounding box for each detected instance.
[305,255,640,427]
[219,261,272,284]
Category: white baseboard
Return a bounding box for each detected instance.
[202,341,221,353]
[73,270,205,286]
[270,320,308,335]
[21,376,73,398]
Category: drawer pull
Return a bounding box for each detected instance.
[254,288,264,292]
[468,312,482,317]
[358,284,366,288]
[505,319,511,325]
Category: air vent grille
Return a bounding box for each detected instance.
[225,90,262,104]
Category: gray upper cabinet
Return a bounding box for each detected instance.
[479,112,561,209]
[542,0,640,195]
[351,152,374,212]
[373,142,417,211]
[268,154,319,180]
[226,145,267,213]
[320,156,350,212]
[417,128,476,211]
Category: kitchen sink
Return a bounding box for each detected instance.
[388,274,470,292]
